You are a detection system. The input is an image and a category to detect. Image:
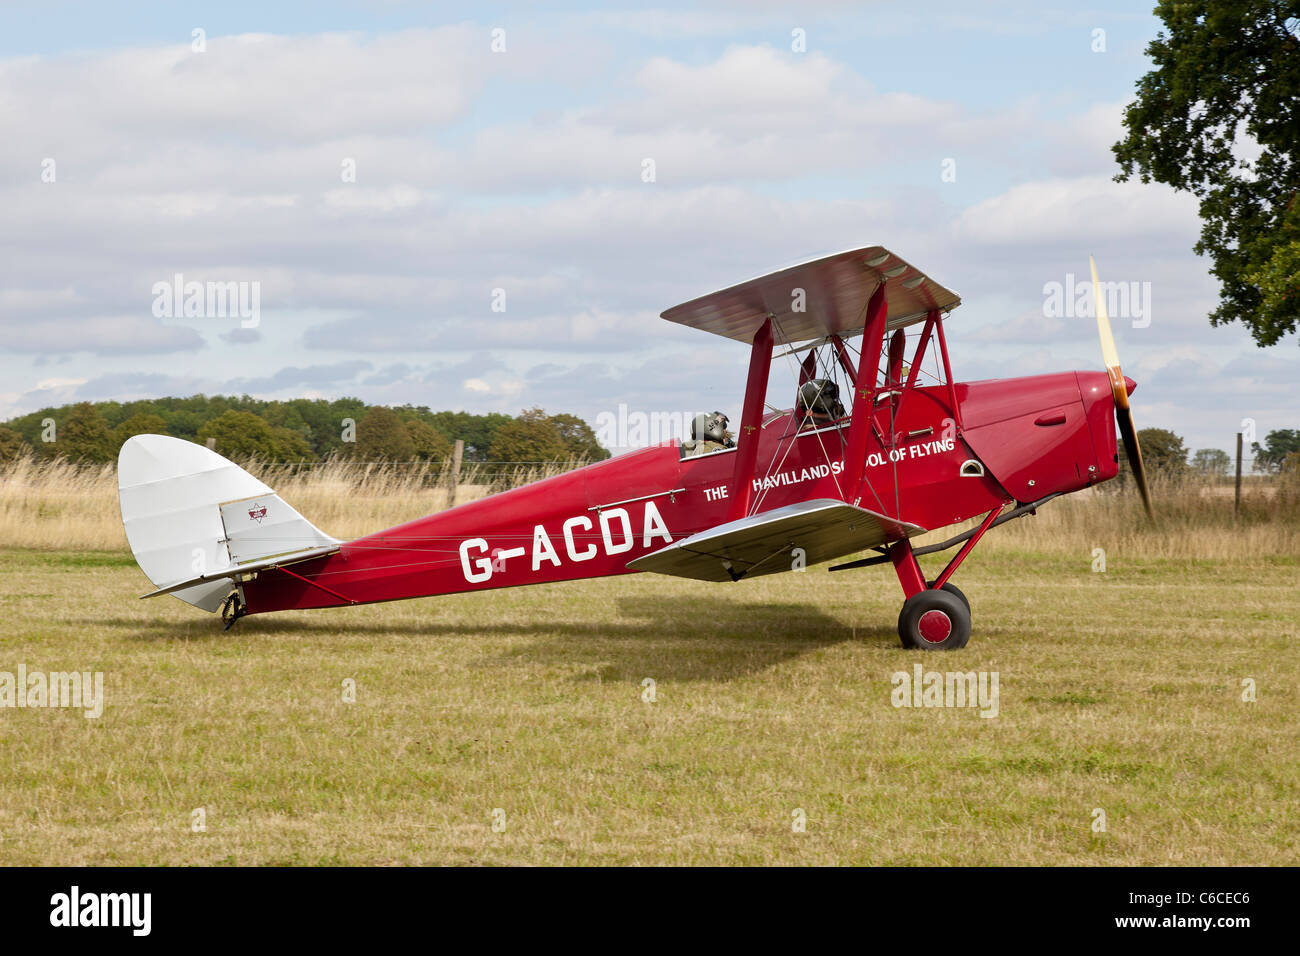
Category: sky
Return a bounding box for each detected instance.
[1,0,1295,457]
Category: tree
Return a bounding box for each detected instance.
[487,408,570,463]
[1140,427,1188,477]
[0,426,30,462]
[1252,428,1300,472]
[426,410,512,461]
[198,410,281,460]
[271,426,313,461]
[404,418,452,462]
[164,407,206,442]
[1191,447,1231,477]
[548,412,610,461]
[1113,3,1300,346]
[353,406,416,461]
[59,402,115,463]
[0,396,608,467]
[296,397,367,458]
[1121,427,1188,481]
[197,410,310,461]
[112,412,169,451]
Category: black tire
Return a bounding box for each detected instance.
[932,581,969,615]
[898,588,971,651]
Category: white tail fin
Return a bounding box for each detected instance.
[118,435,340,611]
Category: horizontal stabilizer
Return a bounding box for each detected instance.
[626,498,924,582]
[138,545,339,600]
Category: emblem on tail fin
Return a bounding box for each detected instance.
[247,503,268,523]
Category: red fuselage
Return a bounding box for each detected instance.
[239,370,1121,615]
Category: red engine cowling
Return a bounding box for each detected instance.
[957,371,1115,502]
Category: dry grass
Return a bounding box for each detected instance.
[3,454,1293,561]
[0,455,581,550]
[959,480,1300,562]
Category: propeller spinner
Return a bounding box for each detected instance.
[1090,255,1154,520]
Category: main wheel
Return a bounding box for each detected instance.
[931,581,969,615]
[898,588,971,650]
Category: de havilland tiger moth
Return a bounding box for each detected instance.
[117,247,1153,649]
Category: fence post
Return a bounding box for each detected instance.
[1234,432,1243,519]
[205,437,216,451]
[450,439,464,507]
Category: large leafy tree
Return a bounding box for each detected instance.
[549,412,611,461]
[487,408,571,463]
[352,406,416,461]
[59,402,115,463]
[1119,427,1188,483]
[426,410,513,461]
[0,426,30,461]
[1140,427,1189,477]
[112,412,169,451]
[197,410,312,461]
[403,418,453,462]
[1113,3,1300,346]
[1252,427,1300,471]
[305,397,368,457]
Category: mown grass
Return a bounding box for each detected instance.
[0,534,1296,865]
[1,460,1296,864]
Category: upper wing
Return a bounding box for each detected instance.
[626,498,924,582]
[660,246,960,346]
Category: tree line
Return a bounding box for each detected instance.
[1124,427,1300,480]
[0,396,610,466]
[1,397,1294,478]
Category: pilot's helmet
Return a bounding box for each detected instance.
[691,411,730,444]
[798,379,839,416]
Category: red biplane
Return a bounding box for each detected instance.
[118,248,1152,649]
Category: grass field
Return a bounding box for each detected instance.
[1,458,1298,865]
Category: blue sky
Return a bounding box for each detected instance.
[1,1,1295,456]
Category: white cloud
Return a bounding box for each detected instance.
[0,21,1292,454]
[34,376,87,390]
[3,315,204,354]
[0,29,482,158]
[1041,100,1131,176]
[954,175,1199,245]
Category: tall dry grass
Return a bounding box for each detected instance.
[0,455,581,551]
[1,455,1296,560]
[0,457,124,551]
[973,478,1300,561]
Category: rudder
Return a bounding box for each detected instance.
[117,435,340,611]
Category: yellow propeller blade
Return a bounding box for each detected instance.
[1090,255,1129,411]
[1090,255,1152,520]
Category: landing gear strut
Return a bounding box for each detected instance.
[220,591,246,630]
[888,504,1004,650]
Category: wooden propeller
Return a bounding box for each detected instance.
[1090,255,1153,520]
